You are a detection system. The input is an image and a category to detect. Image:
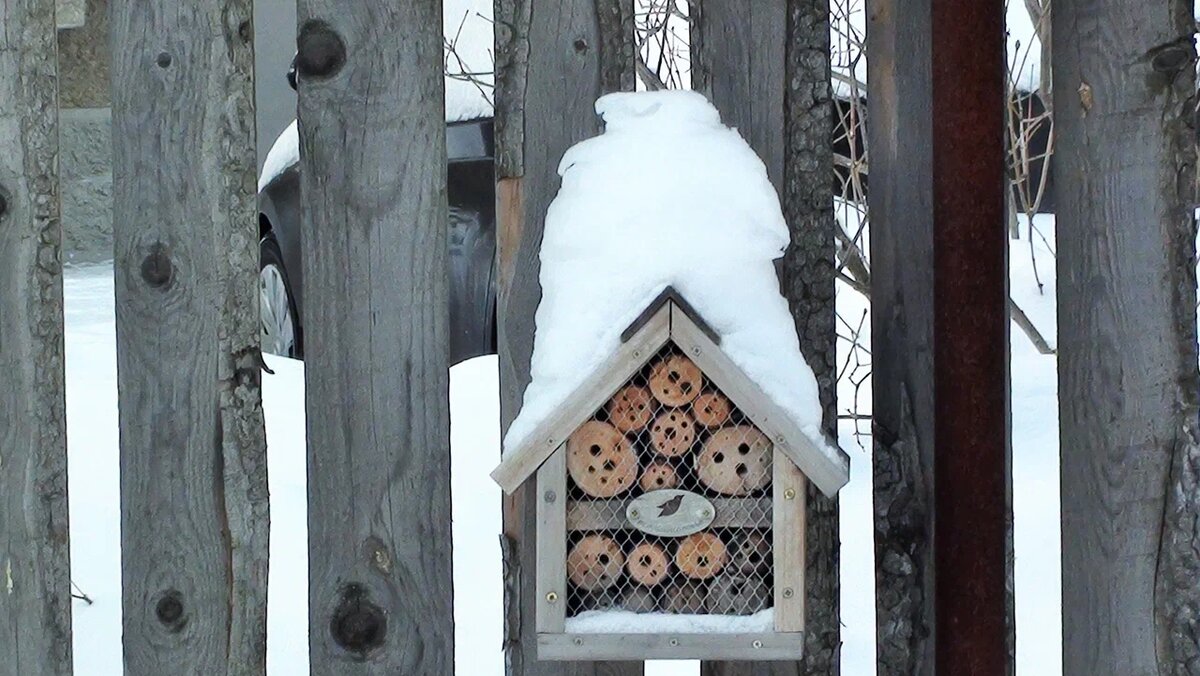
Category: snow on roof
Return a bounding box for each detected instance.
[502,90,838,469]
[259,0,492,190]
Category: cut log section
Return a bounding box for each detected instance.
[650,408,697,458]
[626,541,670,587]
[692,391,732,428]
[567,420,638,498]
[707,574,770,615]
[674,531,728,580]
[696,425,773,496]
[621,587,661,613]
[639,461,679,491]
[606,384,654,433]
[649,354,704,406]
[664,581,708,614]
[567,534,625,591]
[728,530,771,576]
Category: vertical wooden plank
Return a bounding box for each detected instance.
[694,1,839,673]
[295,0,453,673]
[536,450,568,634]
[865,0,937,672]
[1054,0,1200,672]
[0,0,72,673]
[110,0,267,672]
[773,454,807,633]
[493,0,640,674]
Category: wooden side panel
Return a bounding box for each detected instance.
[296,0,453,673]
[0,0,72,673]
[773,454,806,633]
[110,0,267,671]
[866,0,937,672]
[535,450,568,633]
[1054,0,1200,672]
[494,0,640,673]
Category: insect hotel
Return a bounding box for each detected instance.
[492,288,850,660]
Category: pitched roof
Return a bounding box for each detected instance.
[490,289,850,497]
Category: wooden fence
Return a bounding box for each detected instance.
[7,0,1198,674]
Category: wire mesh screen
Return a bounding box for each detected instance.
[563,343,774,622]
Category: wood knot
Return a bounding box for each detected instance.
[140,244,174,289]
[297,20,346,80]
[155,52,172,68]
[1150,43,1194,75]
[0,188,8,219]
[238,20,252,44]
[330,584,386,657]
[154,590,187,632]
[573,38,589,54]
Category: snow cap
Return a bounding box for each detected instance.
[503,90,838,470]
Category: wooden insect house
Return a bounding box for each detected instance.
[492,288,850,661]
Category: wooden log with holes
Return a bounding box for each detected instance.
[567,534,625,591]
[621,587,661,614]
[626,541,670,587]
[606,384,654,432]
[664,581,708,614]
[649,354,704,406]
[650,408,697,457]
[692,391,733,428]
[708,574,770,616]
[696,426,773,495]
[639,462,679,491]
[728,530,771,576]
[675,532,728,580]
[566,420,638,498]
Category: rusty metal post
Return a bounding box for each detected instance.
[931,0,1010,673]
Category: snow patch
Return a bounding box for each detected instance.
[503,90,836,470]
[565,608,774,634]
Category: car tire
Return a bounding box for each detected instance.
[260,235,303,359]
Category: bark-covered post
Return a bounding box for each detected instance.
[1054,0,1200,672]
[692,1,839,673]
[296,0,454,673]
[110,0,267,672]
[493,1,640,674]
[0,0,73,673]
[866,0,937,672]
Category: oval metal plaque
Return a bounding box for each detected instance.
[626,489,715,537]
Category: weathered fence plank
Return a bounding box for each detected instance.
[0,0,73,673]
[865,0,937,672]
[295,1,453,673]
[110,0,267,672]
[493,1,641,674]
[1054,0,1200,672]
[692,1,839,673]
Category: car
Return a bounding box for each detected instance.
[258,67,498,364]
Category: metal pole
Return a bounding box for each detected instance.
[930,0,1010,672]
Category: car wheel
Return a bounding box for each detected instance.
[260,235,302,359]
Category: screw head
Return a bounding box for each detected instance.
[669,638,679,646]
[544,490,557,503]
[629,509,639,519]
[546,591,558,603]
[691,346,701,356]
[752,640,763,649]
[783,587,794,598]
[573,637,584,645]
[784,488,796,500]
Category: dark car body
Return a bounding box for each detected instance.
[257,118,498,364]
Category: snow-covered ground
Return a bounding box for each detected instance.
[63,213,1058,674]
